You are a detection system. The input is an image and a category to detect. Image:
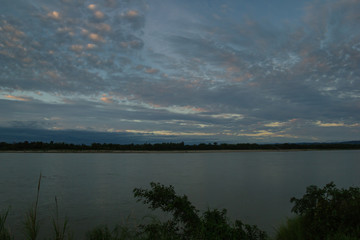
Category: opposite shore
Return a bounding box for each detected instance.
[1,149,359,153]
[1,141,360,153]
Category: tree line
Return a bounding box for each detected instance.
[0,141,360,151]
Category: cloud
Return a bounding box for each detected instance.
[210,113,244,120]
[88,4,97,10]
[93,23,111,32]
[145,68,159,74]
[237,130,275,137]
[47,11,61,20]
[124,10,139,18]
[125,129,215,136]
[100,95,114,104]
[237,130,299,139]
[315,121,359,127]
[0,0,359,143]
[4,95,31,101]
[70,45,83,52]
[121,9,145,30]
[86,43,97,49]
[88,33,105,42]
[264,122,286,127]
[94,11,105,19]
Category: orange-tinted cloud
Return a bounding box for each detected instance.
[94,11,105,19]
[1,24,25,37]
[125,129,214,136]
[88,4,96,10]
[100,94,113,103]
[81,28,89,35]
[47,11,61,20]
[124,10,139,18]
[5,95,31,101]
[86,43,97,49]
[89,33,105,42]
[264,122,286,127]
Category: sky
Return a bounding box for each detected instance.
[0,0,360,144]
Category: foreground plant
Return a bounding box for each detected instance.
[86,224,139,240]
[24,173,41,240]
[0,208,13,240]
[133,182,268,240]
[7,178,360,240]
[276,182,360,240]
[52,197,73,240]
[275,216,305,240]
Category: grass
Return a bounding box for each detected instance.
[51,196,73,240]
[0,208,13,240]
[23,173,41,240]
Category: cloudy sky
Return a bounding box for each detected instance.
[1,0,360,143]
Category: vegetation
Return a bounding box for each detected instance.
[1,141,360,152]
[51,196,73,240]
[1,181,360,239]
[23,174,41,240]
[0,208,13,240]
[274,216,306,240]
[132,182,267,240]
[288,182,360,239]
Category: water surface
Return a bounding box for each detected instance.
[1,151,359,238]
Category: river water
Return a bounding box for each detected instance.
[1,151,359,239]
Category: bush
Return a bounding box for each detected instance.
[289,182,360,239]
[274,216,306,240]
[133,182,268,240]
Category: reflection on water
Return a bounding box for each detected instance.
[0,151,359,239]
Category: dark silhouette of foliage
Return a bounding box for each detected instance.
[1,141,360,152]
[290,182,360,239]
[0,208,13,240]
[133,182,268,240]
[134,182,201,238]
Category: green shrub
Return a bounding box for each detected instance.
[326,232,359,240]
[133,182,268,240]
[274,216,306,240]
[290,182,360,239]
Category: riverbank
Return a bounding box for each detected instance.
[0,149,351,153]
[1,141,359,152]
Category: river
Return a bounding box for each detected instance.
[0,150,359,239]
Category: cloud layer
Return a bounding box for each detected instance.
[1,0,360,143]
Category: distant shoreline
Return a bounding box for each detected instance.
[2,141,360,152]
[0,149,357,153]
